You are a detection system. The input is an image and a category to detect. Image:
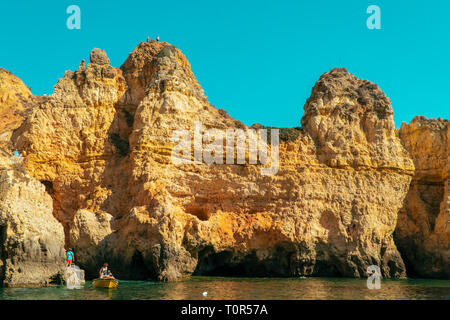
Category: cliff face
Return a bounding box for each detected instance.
[0,69,38,152]
[0,41,447,283]
[0,155,65,287]
[396,117,449,278]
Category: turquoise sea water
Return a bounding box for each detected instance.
[0,277,449,300]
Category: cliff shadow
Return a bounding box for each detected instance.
[97,100,137,220]
[394,179,446,278]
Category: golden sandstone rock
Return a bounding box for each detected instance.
[0,41,447,285]
[0,69,37,152]
[0,155,65,287]
[396,117,449,278]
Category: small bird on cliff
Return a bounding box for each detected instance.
[156,35,160,42]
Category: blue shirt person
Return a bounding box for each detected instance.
[66,249,75,267]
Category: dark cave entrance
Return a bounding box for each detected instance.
[193,248,236,276]
[193,245,297,277]
[185,201,210,221]
[129,250,154,280]
[310,259,340,277]
[40,180,55,195]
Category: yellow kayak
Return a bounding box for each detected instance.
[93,278,119,289]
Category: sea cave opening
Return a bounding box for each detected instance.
[129,250,154,280]
[193,245,297,277]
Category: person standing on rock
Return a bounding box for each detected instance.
[13,149,23,157]
[156,35,160,42]
[66,248,75,267]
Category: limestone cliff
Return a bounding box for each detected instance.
[0,154,65,287]
[396,116,449,278]
[0,41,447,283]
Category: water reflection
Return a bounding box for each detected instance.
[0,277,448,300]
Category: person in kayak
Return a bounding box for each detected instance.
[99,263,109,278]
[66,248,75,267]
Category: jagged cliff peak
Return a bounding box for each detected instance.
[300,67,413,173]
[90,48,110,66]
[303,67,392,120]
[121,41,206,106]
[44,47,126,109]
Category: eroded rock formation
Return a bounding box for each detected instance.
[0,69,39,151]
[396,117,449,278]
[0,41,447,283]
[0,155,65,287]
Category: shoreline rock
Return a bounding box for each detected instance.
[0,155,65,287]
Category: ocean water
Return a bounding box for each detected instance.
[0,277,448,300]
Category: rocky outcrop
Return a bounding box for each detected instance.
[302,68,413,172]
[12,48,127,243]
[0,69,37,152]
[396,116,449,278]
[0,41,447,283]
[68,210,114,278]
[0,155,65,287]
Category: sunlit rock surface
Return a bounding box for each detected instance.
[0,155,65,287]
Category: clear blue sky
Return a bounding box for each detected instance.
[0,0,448,127]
